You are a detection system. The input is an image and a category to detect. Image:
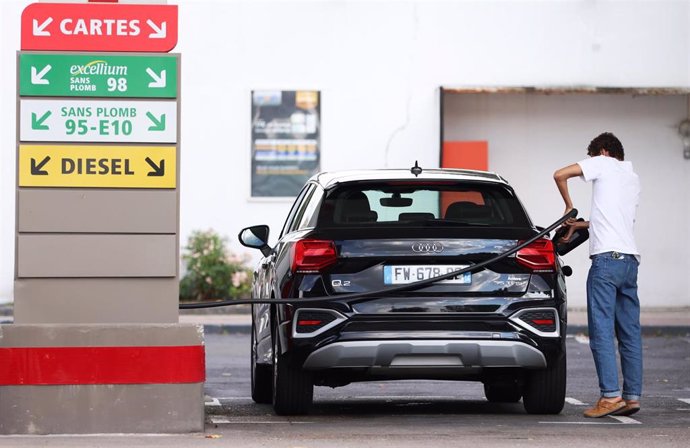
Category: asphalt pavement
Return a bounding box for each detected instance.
[5,332,688,447]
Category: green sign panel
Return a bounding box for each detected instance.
[19,53,178,98]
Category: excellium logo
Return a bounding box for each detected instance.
[70,60,128,76]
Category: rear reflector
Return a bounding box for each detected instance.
[292,239,337,273]
[297,320,323,326]
[531,319,554,326]
[510,309,559,335]
[293,309,345,336]
[515,239,556,272]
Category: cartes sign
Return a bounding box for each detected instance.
[20,99,177,143]
[19,52,178,98]
[19,144,176,189]
[21,2,178,52]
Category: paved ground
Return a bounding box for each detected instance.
[202,333,690,447]
[2,316,689,447]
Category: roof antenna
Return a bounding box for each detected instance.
[410,160,422,177]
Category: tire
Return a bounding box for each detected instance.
[250,315,272,404]
[484,381,522,403]
[522,351,566,414]
[272,319,313,415]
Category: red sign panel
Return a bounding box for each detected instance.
[21,2,178,52]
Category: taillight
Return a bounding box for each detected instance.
[292,239,337,273]
[515,239,556,272]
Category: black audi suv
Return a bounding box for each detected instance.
[239,167,583,415]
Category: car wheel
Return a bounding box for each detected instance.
[272,319,313,415]
[484,381,522,403]
[251,314,272,404]
[522,350,566,414]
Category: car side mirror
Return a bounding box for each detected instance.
[552,219,589,256]
[238,225,272,257]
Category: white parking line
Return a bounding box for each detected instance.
[574,334,590,345]
[609,416,641,424]
[539,421,621,425]
[204,398,221,407]
[210,417,313,425]
[336,395,451,400]
[678,398,690,405]
[209,417,228,424]
[565,397,587,406]
[540,415,641,425]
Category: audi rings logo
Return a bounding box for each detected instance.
[411,242,444,253]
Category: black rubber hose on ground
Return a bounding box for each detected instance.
[179,209,577,309]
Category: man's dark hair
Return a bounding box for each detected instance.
[587,132,624,160]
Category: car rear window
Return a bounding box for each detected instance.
[316,181,531,228]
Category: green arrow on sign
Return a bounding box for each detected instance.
[31,111,52,130]
[146,112,166,131]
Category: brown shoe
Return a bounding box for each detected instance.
[583,398,626,418]
[612,400,640,416]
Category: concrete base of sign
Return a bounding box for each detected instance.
[0,383,204,434]
[0,324,205,435]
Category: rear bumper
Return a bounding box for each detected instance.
[301,339,547,370]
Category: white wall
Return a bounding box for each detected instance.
[444,93,690,307]
[1,0,689,307]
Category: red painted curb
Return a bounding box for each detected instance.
[0,345,205,385]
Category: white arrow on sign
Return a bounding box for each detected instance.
[33,17,53,37]
[147,19,167,39]
[146,68,167,88]
[31,65,52,85]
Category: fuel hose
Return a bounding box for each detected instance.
[179,209,577,309]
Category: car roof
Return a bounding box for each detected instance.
[311,168,509,190]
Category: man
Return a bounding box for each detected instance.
[553,132,642,418]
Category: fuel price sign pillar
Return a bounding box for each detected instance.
[0,2,205,435]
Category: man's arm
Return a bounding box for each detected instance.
[553,163,583,215]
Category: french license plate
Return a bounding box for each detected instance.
[383,265,471,285]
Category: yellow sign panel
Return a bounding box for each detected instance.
[19,145,176,188]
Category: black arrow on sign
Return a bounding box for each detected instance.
[145,157,165,177]
[31,156,51,175]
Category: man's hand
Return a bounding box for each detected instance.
[559,219,589,243]
[562,208,574,224]
[559,225,577,243]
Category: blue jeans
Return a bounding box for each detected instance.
[587,252,642,401]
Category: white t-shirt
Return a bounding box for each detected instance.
[577,155,640,260]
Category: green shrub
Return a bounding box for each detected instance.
[180,229,252,301]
